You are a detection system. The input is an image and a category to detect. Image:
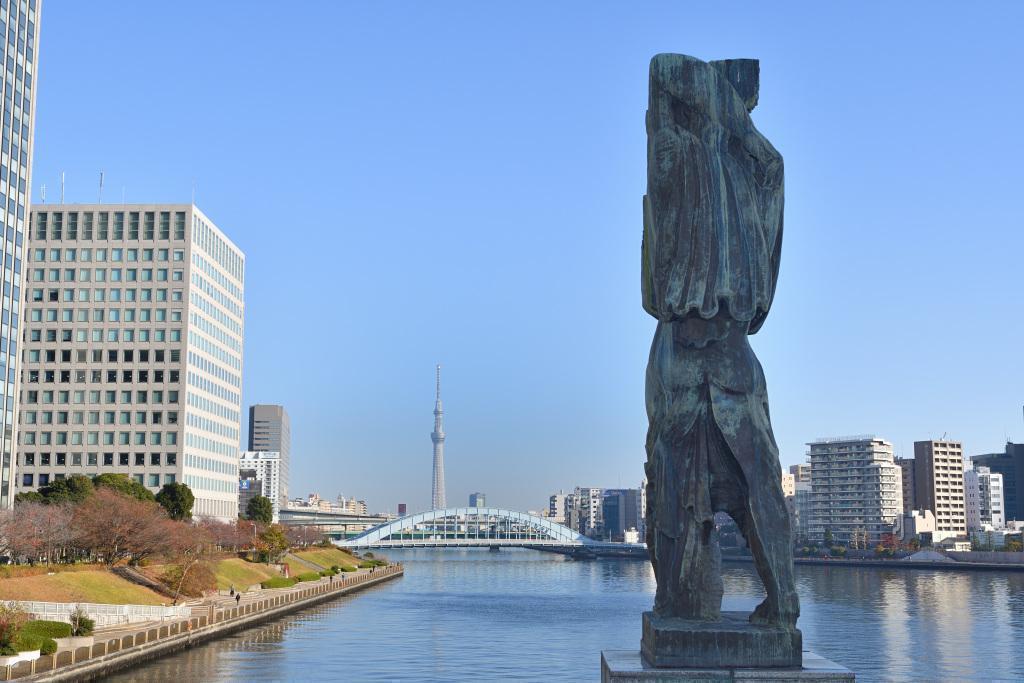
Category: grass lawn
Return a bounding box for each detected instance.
[0,570,167,605]
[293,547,360,570]
[213,558,283,590]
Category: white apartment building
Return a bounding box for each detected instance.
[0,1,42,508]
[575,486,603,536]
[248,404,289,506]
[807,436,903,544]
[239,450,281,522]
[15,204,244,521]
[965,465,1004,531]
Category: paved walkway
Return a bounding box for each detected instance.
[88,569,375,646]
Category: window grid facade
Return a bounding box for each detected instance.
[913,440,967,536]
[16,204,244,520]
[0,0,41,508]
[807,436,903,544]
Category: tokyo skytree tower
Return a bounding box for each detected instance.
[431,364,447,509]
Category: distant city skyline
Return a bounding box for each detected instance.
[31,2,1024,512]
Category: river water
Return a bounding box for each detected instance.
[109,549,1024,682]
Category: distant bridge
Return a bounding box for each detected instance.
[336,507,647,558]
[278,508,392,537]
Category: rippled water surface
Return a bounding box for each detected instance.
[109,549,1024,682]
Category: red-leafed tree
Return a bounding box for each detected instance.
[75,488,171,565]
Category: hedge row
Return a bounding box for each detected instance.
[22,620,72,639]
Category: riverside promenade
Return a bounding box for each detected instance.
[5,565,403,681]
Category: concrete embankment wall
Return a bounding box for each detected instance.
[947,551,1024,565]
[722,555,1024,572]
[10,567,403,682]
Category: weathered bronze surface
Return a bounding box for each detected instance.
[642,54,799,632]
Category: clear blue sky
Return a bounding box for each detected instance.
[32,2,1024,513]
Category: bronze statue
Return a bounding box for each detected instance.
[642,54,799,629]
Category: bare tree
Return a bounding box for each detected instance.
[76,488,170,565]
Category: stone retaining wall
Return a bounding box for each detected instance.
[5,566,403,682]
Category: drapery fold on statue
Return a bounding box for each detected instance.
[641,54,784,335]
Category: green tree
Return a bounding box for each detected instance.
[257,524,289,563]
[13,491,44,505]
[92,473,156,502]
[823,528,834,546]
[39,474,94,504]
[246,495,274,524]
[156,483,195,521]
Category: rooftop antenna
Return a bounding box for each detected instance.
[39,183,45,203]
[121,186,126,205]
[60,171,65,205]
[191,180,196,206]
[98,171,104,203]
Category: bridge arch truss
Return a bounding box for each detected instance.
[337,507,595,549]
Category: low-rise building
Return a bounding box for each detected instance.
[898,509,936,543]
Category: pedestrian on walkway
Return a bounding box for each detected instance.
[229,585,235,597]
[235,593,241,606]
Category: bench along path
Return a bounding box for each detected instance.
[6,565,404,682]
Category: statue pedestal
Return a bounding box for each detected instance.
[642,612,801,669]
[601,649,855,682]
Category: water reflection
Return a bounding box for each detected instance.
[108,549,1024,682]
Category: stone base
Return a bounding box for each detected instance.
[601,650,855,682]
[642,612,801,669]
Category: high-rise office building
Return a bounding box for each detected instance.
[0,1,42,508]
[973,443,1024,523]
[965,465,1004,531]
[914,440,966,539]
[807,436,903,544]
[896,457,916,513]
[602,488,643,541]
[248,404,289,506]
[469,492,485,507]
[15,204,244,521]
[238,450,281,522]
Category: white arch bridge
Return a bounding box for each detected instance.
[335,507,647,558]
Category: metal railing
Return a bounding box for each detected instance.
[3,601,192,627]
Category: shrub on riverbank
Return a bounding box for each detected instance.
[294,572,321,582]
[260,577,298,589]
[21,620,71,639]
[14,632,57,655]
[339,565,356,572]
[69,607,94,637]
